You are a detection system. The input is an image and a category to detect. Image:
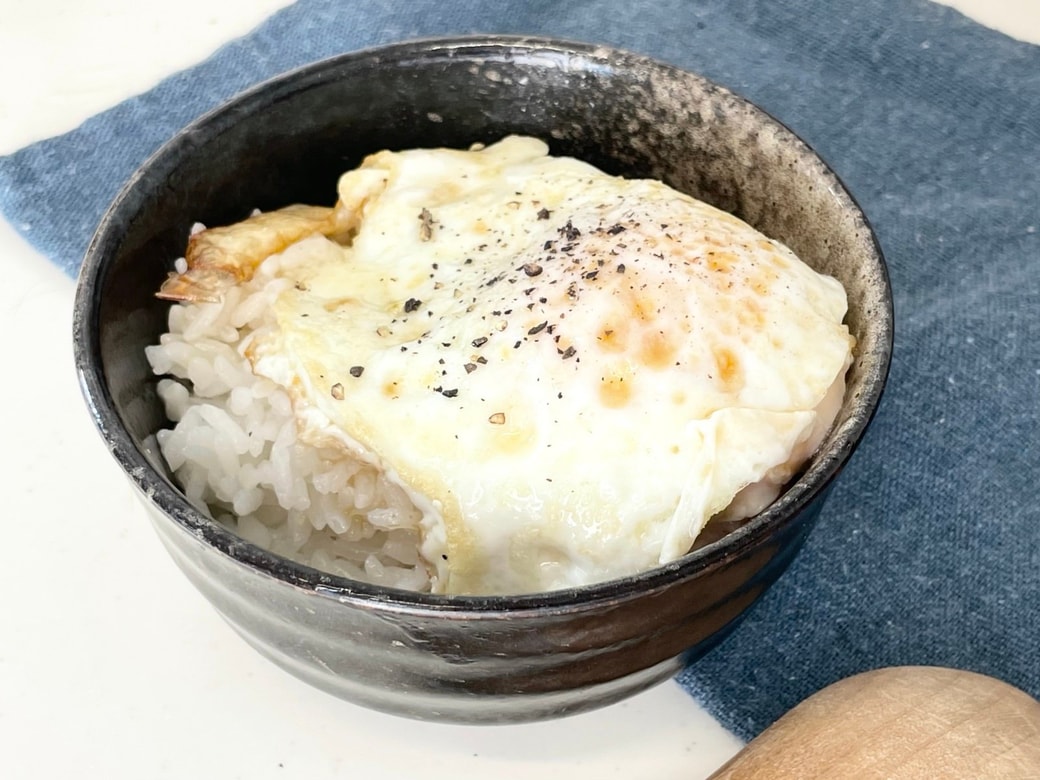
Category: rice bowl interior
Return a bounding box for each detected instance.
[144,136,854,597]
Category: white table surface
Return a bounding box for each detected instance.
[1,2,1036,777]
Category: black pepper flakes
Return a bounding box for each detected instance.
[607,223,626,235]
[404,298,422,313]
[537,207,551,220]
[522,263,543,277]
[349,366,364,378]
[472,336,488,348]
[464,363,478,374]
[559,220,581,241]
[418,208,434,241]
[561,346,577,359]
[617,263,626,274]
[528,321,548,335]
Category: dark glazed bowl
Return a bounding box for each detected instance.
[73,37,892,724]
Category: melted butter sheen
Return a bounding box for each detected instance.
[250,136,854,595]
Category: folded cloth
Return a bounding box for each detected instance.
[2,0,1037,739]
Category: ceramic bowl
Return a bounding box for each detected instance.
[73,36,892,724]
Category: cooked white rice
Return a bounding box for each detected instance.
[145,249,433,592]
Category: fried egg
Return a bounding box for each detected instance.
[195,136,853,595]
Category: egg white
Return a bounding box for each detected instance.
[246,136,854,595]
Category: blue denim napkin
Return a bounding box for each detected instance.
[3,0,1037,739]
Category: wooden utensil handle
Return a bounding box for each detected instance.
[708,666,1040,779]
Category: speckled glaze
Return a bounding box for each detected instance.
[73,37,892,723]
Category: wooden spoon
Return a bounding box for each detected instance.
[708,666,1040,779]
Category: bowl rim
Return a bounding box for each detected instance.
[73,34,893,616]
